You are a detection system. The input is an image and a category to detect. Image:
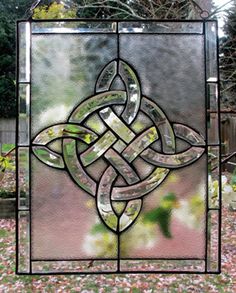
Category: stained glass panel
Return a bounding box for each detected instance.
[16,20,221,274]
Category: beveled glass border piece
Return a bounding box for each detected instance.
[208,146,220,209]
[207,210,220,272]
[18,147,30,209]
[18,22,30,82]
[18,84,30,145]
[118,22,203,34]
[205,21,218,82]
[120,259,205,272]
[32,21,117,34]
[17,211,30,273]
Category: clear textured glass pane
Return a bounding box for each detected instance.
[32,21,117,34]
[32,260,117,273]
[207,210,219,272]
[18,22,30,82]
[120,260,205,272]
[208,146,220,209]
[208,113,219,144]
[18,211,30,273]
[207,83,218,111]
[120,155,206,259]
[18,84,30,145]
[118,22,203,34]
[18,147,29,209]
[205,21,217,81]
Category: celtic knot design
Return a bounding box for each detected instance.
[32,59,205,233]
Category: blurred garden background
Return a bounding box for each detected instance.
[0,0,236,291]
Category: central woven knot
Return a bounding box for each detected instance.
[32,59,205,233]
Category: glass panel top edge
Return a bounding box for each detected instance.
[16,19,217,34]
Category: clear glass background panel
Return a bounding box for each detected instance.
[120,155,206,259]
[18,22,30,82]
[31,156,117,260]
[31,34,117,138]
[119,34,205,137]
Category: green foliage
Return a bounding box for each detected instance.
[33,2,77,19]
[143,193,178,238]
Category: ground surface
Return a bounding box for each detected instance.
[0,207,235,292]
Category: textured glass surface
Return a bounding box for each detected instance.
[18,212,30,273]
[17,20,220,274]
[207,210,219,272]
[18,148,29,209]
[208,146,220,209]
[18,84,30,145]
[205,22,218,82]
[118,22,203,34]
[18,22,30,82]
[32,21,117,34]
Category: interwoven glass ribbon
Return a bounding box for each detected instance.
[32,59,205,233]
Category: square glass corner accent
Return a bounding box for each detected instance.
[16,19,221,274]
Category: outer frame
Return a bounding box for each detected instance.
[16,19,221,275]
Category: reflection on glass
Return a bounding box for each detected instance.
[18,211,30,273]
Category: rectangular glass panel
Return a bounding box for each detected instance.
[18,22,30,82]
[118,21,203,34]
[207,210,220,272]
[208,146,220,209]
[18,211,30,273]
[32,21,117,34]
[208,113,219,144]
[17,20,220,274]
[18,147,30,209]
[18,84,30,145]
[205,21,217,82]
[120,260,205,272]
[32,260,117,273]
